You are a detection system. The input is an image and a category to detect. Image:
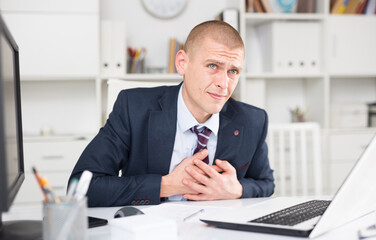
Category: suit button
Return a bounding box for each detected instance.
[145,200,150,205]
[136,200,141,205]
[131,200,136,205]
[140,200,145,205]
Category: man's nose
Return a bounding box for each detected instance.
[215,70,229,89]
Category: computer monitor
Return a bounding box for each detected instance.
[0,15,41,240]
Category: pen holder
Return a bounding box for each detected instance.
[43,197,88,240]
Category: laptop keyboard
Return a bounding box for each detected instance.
[249,200,331,226]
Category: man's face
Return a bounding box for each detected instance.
[180,38,244,122]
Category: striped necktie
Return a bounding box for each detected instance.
[191,125,211,164]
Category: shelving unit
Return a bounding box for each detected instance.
[0,0,100,206]
[234,0,376,194]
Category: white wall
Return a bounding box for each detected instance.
[100,0,228,71]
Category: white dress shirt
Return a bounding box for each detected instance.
[168,84,219,201]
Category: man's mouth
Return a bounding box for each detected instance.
[208,92,226,100]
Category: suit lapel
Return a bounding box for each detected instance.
[215,100,244,164]
[147,84,180,175]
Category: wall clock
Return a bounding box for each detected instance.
[141,0,188,19]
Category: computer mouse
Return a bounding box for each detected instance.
[114,206,145,218]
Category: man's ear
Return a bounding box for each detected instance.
[175,50,187,76]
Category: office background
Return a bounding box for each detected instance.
[0,0,375,206]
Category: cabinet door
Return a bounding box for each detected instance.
[329,16,376,75]
[14,139,90,205]
[328,132,374,194]
[2,13,99,78]
[0,0,98,13]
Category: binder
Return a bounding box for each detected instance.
[216,8,239,32]
[257,21,321,74]
[101,20,126,76]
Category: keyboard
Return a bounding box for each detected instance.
[249,200,331,226]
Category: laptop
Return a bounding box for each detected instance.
[200,135,376,238]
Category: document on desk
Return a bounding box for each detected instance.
[141,203,227,223]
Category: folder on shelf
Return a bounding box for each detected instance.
[296,0,316,13]
[101,20,127,76]
[257,21,321,74]
[216,8,239,31]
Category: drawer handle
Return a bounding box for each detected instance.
[42,155,64,160]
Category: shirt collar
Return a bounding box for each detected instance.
[177,84,219,136]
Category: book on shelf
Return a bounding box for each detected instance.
[254,0,266,12]
[356,0,369,13]
[260,0,273,12]
[344,0,367,14]
[331,0,349,14]
[365,0,376,14]
[246,0,255,12]
[215,8,239,31]
[168,38,183,74]
[296,0,316,13]
[331,0,375,14]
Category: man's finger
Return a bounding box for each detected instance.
[211,165,223,173]
[215,159,236,174]
[191,149,208,161]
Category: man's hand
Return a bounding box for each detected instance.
[182,159,243,201]
[160,149,209,197]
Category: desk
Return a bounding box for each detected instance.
[3,197,374,240]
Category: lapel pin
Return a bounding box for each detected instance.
[234,130,239,136]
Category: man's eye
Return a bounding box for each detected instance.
[229,69,238,75]
[208,64,216,69]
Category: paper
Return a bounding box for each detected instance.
[141,203,227,223]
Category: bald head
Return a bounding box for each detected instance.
[184,20,244,58]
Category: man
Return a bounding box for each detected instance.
[69,20,274,207]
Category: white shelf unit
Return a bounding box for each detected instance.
[233,0,376,195]
[0,0,100,206]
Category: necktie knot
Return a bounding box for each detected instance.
[190,126,211,164]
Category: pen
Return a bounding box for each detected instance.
[66,178,78,202]
[32,166,60,203]
[32,167,49,202]
[184,209,205,222]
[73,170,93,201]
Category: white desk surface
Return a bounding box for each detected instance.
[3,197,375,240]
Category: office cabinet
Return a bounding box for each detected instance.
[328,131,374,194]
[14,137,91,205]
[2,12,99,79]
[329,16,376,76]
[0,0,98,13]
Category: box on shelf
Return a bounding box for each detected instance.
[330,103,368,128]
[257,21,321,74]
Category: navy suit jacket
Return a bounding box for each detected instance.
[69,84,274,207]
